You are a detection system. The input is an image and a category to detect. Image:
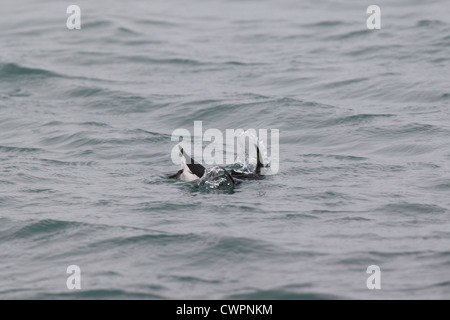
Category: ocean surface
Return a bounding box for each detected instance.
[1,0,450,299]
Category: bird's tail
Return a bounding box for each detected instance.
[255,144,264,175]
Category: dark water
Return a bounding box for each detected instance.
[1,0,450,299]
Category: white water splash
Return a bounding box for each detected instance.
[236,130,270,173]
[196,167,235,189]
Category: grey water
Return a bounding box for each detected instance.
[1,0,450,299]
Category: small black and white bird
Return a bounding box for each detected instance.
[167,145,265,185]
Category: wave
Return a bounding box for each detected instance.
[116,27,142,36]
[431,181,450,191]
[135,18,179,27]
[41,121,111,128]
[325,29,371,41]
[415,20,446,27]
[0,145,42,154]
[35,289,166,300]
[371,144,437,156]
[82,20,114,29]
[226,289,340,300]
[319,78,369,89]
[303,154,367,161]
[90,233,199,248]
[37,128,171,150]
[122,56,205,66]
[302,20,347,28]
[375,203,446,215]
[360,123,447,142]
[318,113,394,127]
[0,219,86,241]
[0,63,60,80]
